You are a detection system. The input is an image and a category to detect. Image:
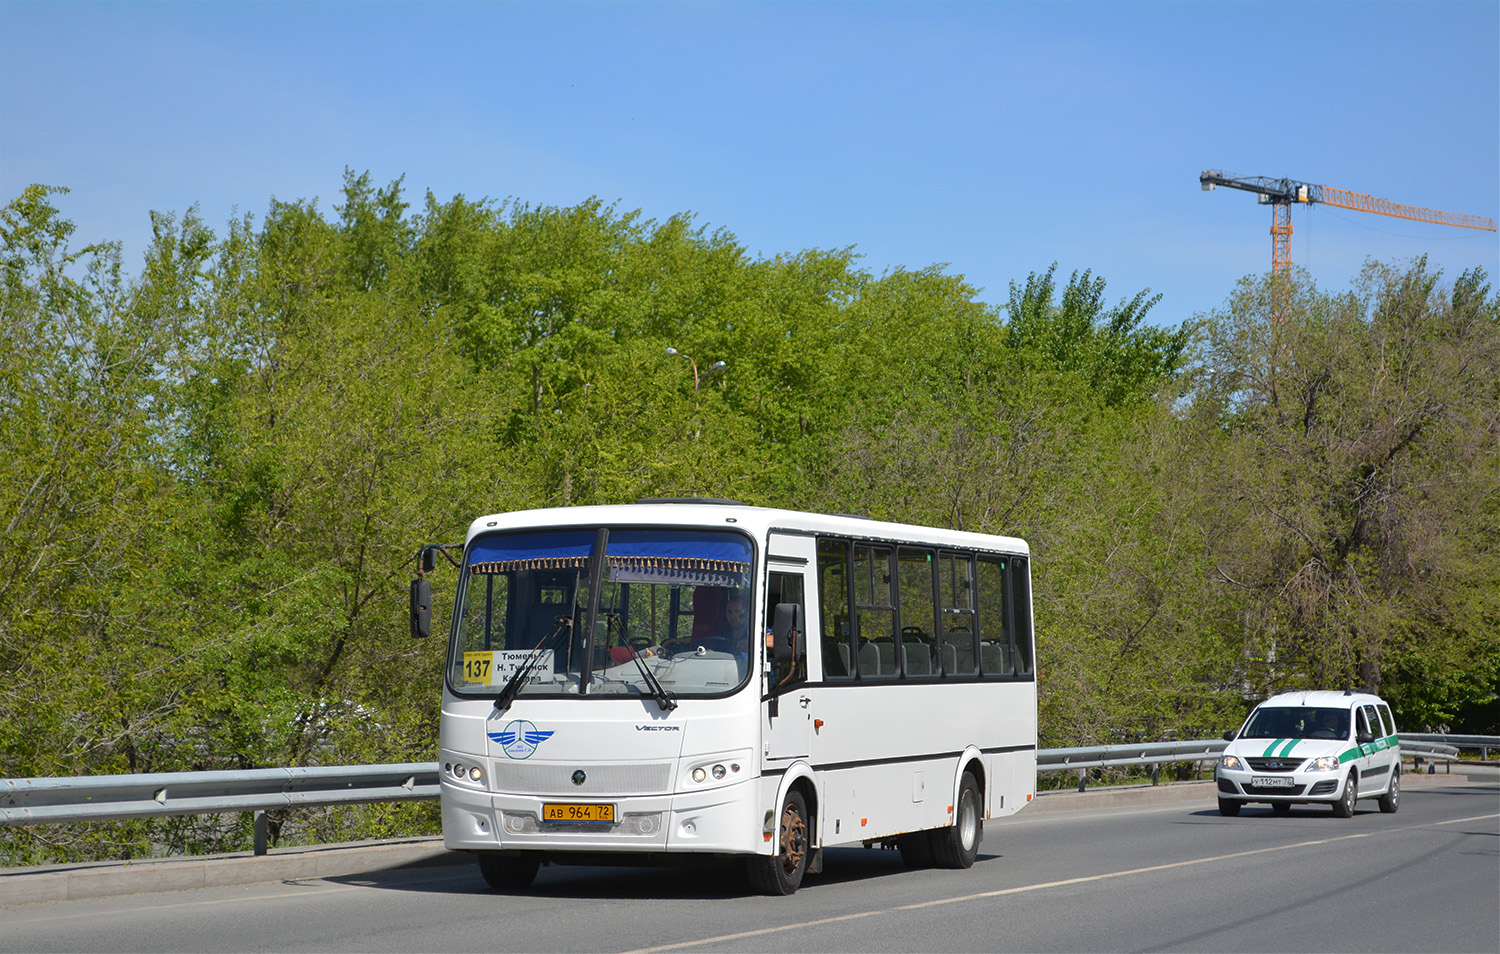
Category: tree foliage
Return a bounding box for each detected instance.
[2,173,1495,864]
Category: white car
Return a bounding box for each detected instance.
[1216,690,1401,817]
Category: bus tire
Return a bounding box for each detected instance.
[898,832,934,868]
[929,772,982,869]
[477,851,540,891]
[747,789,810,895]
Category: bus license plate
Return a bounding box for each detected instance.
[1253,776,1295,787]
[543,803,615,824]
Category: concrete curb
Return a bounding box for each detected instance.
[0,770,1474,907]
[0,837,468,908]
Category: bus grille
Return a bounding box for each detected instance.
[491,760,674,796]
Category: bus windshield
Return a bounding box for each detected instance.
[449,527,755,699]
[1240,706,1350,741]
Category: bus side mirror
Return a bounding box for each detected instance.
[419,546,438,574]
[410,578,431,639]
[772,603,805,664]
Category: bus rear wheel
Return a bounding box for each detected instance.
[477,851,540,891]
[929,772,982,869]
[747,789,810,895]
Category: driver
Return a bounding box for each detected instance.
[708,596,750,652]
[1310,710,1343,739]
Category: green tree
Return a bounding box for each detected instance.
[1006,263,1193,406]
[1186,261,1500,726]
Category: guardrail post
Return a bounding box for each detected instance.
[1077,770,1087,793]
[1150,765,1159,786]
[254,811,269,856]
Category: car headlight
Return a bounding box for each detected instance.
[1219,755,1243,771]
[1306,755,1341,772]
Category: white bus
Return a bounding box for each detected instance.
[417,499,1037,895]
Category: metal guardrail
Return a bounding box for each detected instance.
[1036,737,1478,792]
[2,737,1491,847]
[1,764,438,853]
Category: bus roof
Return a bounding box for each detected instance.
[464,501,1029,556]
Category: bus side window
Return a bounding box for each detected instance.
[853,544,896,678]
[938,551,976,676]
[1010,557,1034,678]
[818,538,852,679]
[897,547,938,678]
[768,571,807,687]
[976,556,1010,677]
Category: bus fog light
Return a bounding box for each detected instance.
[629,813,662,835]
[503,812,537,834]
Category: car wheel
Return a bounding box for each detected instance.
[1378,767,1399,814]
[1218,797,1242,817]
[1332,771,1358,818]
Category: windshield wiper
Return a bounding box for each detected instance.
[607,614,677,712]
[493,616,574,715]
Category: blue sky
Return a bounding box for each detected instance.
[3,1,1496,328]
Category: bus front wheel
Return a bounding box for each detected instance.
[747,789,810,895]
[477,851,540,891]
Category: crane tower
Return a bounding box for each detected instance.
[1200,170,1496,325]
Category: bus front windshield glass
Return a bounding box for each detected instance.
[449,527,755,699]
[1240,706,1350,741]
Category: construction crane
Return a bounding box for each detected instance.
[1200,170,1496,280]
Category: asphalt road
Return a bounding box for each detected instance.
[3,775,1496,953]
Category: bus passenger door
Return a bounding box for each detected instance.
[763,538,815,763]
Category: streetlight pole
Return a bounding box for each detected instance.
[665,347,726,442]
[665,347,726,393]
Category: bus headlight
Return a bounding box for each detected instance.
[686,753,750,787]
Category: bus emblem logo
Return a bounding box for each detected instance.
[572,770,587,786]
[489,720,554,760]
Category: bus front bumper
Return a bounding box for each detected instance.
[441,776,764,855]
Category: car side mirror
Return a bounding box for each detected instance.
[1356,729,1374,745]
[1222,730,1237,742]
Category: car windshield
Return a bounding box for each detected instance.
[448,526,755,699]
[1240,706,1350,741]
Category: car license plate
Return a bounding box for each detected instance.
[1253,776,1295,788]
[543,802,615,824]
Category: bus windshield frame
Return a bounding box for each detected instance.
[446,524,758,702]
